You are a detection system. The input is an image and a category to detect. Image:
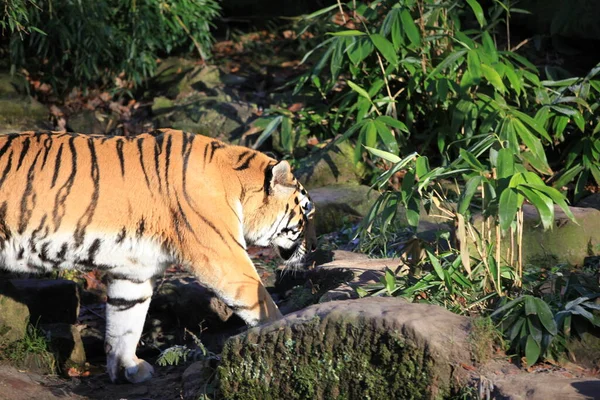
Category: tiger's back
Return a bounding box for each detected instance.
[0,128,316,383]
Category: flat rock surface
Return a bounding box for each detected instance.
[492,373,600,400]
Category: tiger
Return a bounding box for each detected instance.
[0,128,316,383]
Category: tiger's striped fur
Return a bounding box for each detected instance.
[0,128,316,383]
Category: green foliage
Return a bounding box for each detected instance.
[0,323,56,373]
[491,295,557,367]
[302,1,600,369]
[3,0,220,92]
[156,328,217,367]
[1,0,41,35]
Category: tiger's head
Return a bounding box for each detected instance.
[243,160,316,267]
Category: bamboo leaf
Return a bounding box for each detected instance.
[371,33,399,67]
[427,250,445,280]
[517,186,554,230]
[481,63,506,93]
[466,0,487,27]
[499,188,519,232]
[365,146,401,163]
[374,119,399,154]
[458,175,482,215]
[328,30,367,36]
[347,80,371,101]
[400,9,420,48]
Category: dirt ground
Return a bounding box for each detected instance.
[0,363,190,400]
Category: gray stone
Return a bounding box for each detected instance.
[0,291,30,344]
[41,323,86,372]
[181,359,217,400]
[67,109,116,134]
[218,297,472,399]
[310,184,378,234]
[491,373,600,400]
[0,73,51,134]
[295,141,366,189]
[316,255,408,303]
[501,205,599,266]
[153,92,256,142]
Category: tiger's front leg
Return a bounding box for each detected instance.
[104,277,155,383]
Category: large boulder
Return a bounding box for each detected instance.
[295,142,366,189]
[0,73,50,134]
[520,205,600,266]
[217,297,472,399]
[149,60,257,142]
[153,93,256,141]
[310,184,378,234]
[471,205,600,266]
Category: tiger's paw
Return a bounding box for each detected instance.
[107,355,154,384]
[124,358,154,384]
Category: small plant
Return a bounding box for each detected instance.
[156,328,217,367]
[491,295,558,367]
[0,323,55,374]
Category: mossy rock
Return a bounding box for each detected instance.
[309,184,378,234]
[0,293,30,344]
[217,298,472,400]
[295,142,366,190]
[153,92,256,142]
[472,205,600,266]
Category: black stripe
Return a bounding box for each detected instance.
[165,134,172,193]
[29,214,48,252]
[263,163,274,197]
[137,138,151,189]
[208,140,224,163]
[87,238,101,261]
[73,138,100,247]
[107,273,147,284]
[136,218,145,237]
[115,227,126,244]
[52,137,77,231]
[107,297,150,311]
[234,152,257,171]
[0,134,19,160]
[18,149,42,234]
[51,144,63,188]
[116,139,125,177]
[0,150,13,189]
[39,242,50,262]
[16,137,31,171]
[56,242,68,260]
[153,136,163,190]
[41,136,53,169]
[0,201,11,246]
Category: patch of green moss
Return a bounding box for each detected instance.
[217,315,442,399]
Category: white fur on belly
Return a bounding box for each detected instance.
[1,231,174,280]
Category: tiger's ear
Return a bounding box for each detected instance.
[270,161,294,192]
